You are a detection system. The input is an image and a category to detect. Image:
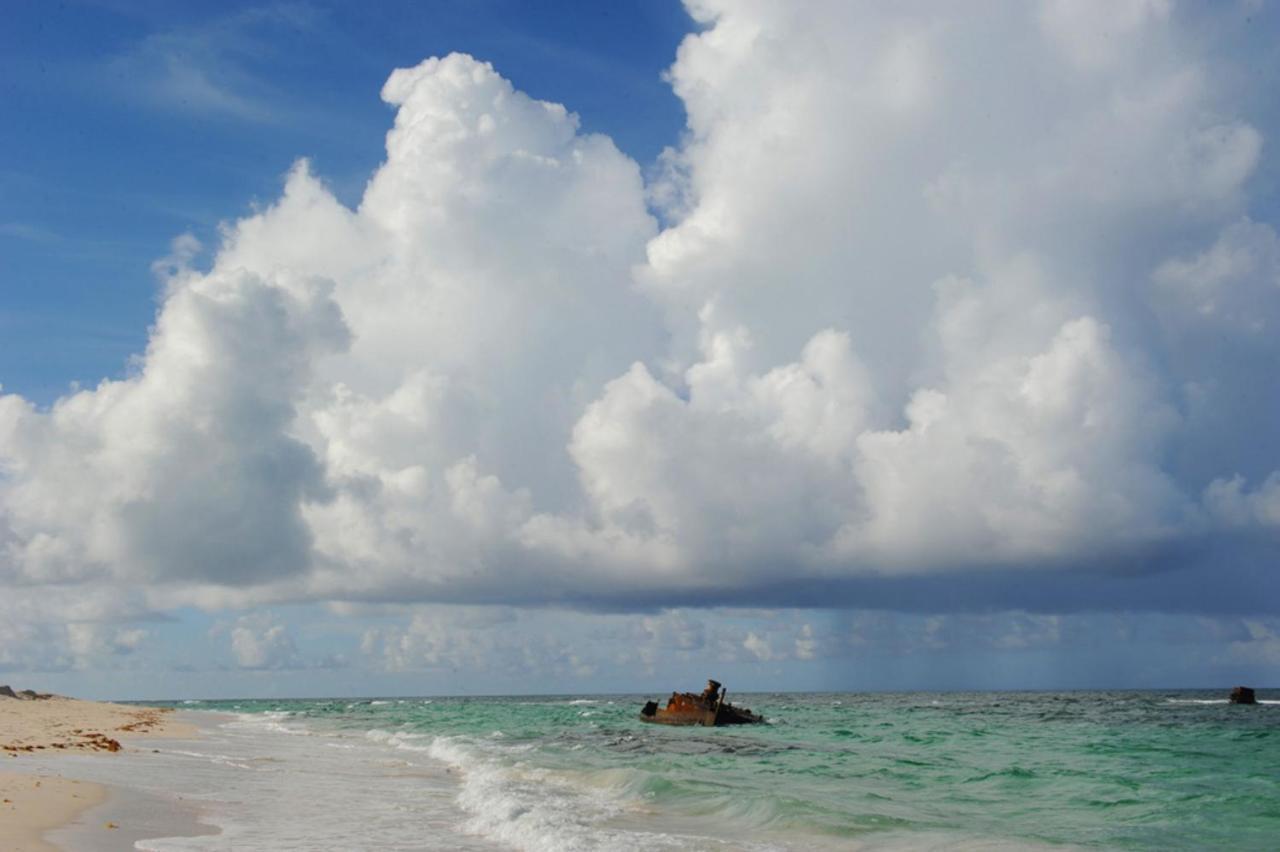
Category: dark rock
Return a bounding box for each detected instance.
[0,685,16,699]
[18,690,38,699]
[1229,686,1258,705]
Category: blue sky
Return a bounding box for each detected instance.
[1,0,688,404]
[2,1,1280,699]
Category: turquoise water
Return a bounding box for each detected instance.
[156,690,1278,850]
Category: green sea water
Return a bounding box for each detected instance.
[161,690,1279,850]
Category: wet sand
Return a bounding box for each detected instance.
[1,694,203,850]
[0,772,107,852]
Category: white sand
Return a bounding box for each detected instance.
[0,696,196,755]
[1,694,201,849]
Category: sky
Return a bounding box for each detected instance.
[1,0,1279,700]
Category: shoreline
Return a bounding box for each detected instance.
[1,695,214,850]
[44,771,220,852]
[0,772,107,852]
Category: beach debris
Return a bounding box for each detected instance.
[1229,686,1258,705]
[640,679,765,726]
[117,713,164,732]
[82,732,123,752]
[105,821,119,829]
[2,704,162,755]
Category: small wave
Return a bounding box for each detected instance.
[1163,699,1279,705]
[370,700,391,706]
[162,749,257,770]
[963,767,1036,784]
[365,728,432,752]
[228,711,314,737]
[567,699,598,706]
[424,735,652,851]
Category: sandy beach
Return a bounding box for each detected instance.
[0,690,199,851]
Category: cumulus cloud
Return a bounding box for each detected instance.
[361,607,601,679]
[1,0,1279,643]
[742,632,778,662]
[1225,620,1280,665]
[0,587,159,672]
[227,614,301,670]
[359,605,823,682]
[65,624,150,668]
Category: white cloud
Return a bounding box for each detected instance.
[794,625,817,661]
[1204,474,1280,528]
[1,0,1279,644]
[1153,218,1280,337]
[1226,620,1280,665]
[104,5,322,122]
[63,624,149,664]
[1038,0,1171,71]
[0,586,157,673]
[0,260,346,587]
[742,632,775,662]
[361,607,598,678]
[228,615,300,670]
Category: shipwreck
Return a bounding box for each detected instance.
[640,679,765,726]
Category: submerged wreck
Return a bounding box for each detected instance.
[640,679,765,726]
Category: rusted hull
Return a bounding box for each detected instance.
[639,685,765,726]
[639,706,764,726]
[640,708,718,726]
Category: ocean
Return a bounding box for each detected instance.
[67,690,1280,849]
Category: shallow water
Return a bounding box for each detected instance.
[103,690,1280,850]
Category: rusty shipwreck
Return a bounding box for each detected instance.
[640,679,765,726]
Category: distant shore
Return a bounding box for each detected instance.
[0,690,202,851]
